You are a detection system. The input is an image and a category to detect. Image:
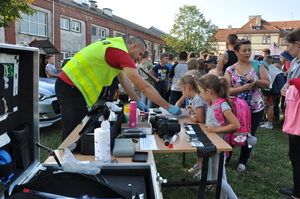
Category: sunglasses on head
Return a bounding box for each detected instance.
[236,39,250,44]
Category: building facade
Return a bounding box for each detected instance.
[1,0,165,76]
[214,15,300,55]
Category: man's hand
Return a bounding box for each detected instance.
[167,105,182,115]
[137,100,149,112]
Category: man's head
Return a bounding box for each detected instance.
[178,51,188,62]
[262,48,271,57]
[168,53,174,62]
[126,36,147,62]
[263,55,273,65]
[160,53,169,65]
[142,50,150,60]
[204,58,217,69]
[226,34,238,46]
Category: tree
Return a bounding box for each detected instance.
[162,5,217,56]
[0,0,35,28]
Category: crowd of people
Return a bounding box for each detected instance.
[51,28,300,199]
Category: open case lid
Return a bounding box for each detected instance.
[0,43,40,197]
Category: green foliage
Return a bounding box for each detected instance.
[0,0,35,28]
[162,5,217,56]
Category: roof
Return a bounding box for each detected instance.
[236,16,280,33]
[214,16,300,41]
[29,39,60,54]
[269,20,300,37]
[213,28,239,41]
[60,0,164,39]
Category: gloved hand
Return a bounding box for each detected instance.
[137,100,149,112]
[168,105,182,115]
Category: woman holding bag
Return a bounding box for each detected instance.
[280,28,300,199]
[224,39,270,172]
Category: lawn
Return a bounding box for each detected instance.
[40,120,292,199]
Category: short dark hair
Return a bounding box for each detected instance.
[234,39,251,52]
[168,53,174,61]
[126,36,147,49]
[262,48,271,55]
[285,28,300,43]
[178,51,188,61]
[142,51,149,59]
[227,34,238,45]
[263,55,273,65]
[160,53,169,60]
[189,52,196,58]
[46,54,53,60]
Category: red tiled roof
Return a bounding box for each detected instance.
[270,20,300,37]
[213,28,239,41]
[236,16,279,33]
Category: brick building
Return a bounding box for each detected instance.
[1,0,165,76]
[214,15,300,55]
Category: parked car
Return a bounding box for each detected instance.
[61,57,72,68]
[39,77,61,128]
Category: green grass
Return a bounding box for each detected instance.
[40,120,292,199]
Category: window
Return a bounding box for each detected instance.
[60,18,69,30]
[20,11,47,36]
[60,52,70,61]
[72,21,80,32]
[251,26,260,30]
[243,36,251,40]
[115,32,126,40]
[282,39,286,45]
[262,35,271,44]
[99,28,106,38]
[91,26,97,36]
[214,44,219,51]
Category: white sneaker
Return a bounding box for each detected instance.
[260,123,268,128]
[265,123,273,129]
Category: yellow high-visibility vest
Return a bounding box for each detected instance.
[63,37,128,107]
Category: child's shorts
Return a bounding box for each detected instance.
[263,95,276,106]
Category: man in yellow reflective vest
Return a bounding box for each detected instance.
[55,36,182,141]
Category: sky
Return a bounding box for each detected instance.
[95,0,299,33]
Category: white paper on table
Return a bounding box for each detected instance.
[140,135,158,150]
[159,107,189,116]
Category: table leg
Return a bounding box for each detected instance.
[215,151,224,199]
[197,157,208,199]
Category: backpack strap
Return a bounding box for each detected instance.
[209,98,226,126]
[251,60,260,76]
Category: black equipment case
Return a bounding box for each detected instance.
[0,44,160,199]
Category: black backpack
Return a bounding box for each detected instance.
[270,73,285,94]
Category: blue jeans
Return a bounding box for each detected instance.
[141,92,152,108]
[169,90,183,106]
[151,83,166,108]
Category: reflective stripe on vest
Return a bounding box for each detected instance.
[63,37,128,107]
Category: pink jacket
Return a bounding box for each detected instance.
[283,77,300,136]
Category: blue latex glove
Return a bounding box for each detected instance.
[137,100,149,112]
[168,105,182,115]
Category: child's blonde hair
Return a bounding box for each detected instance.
[197,74,232,105]
[178,70,202,93]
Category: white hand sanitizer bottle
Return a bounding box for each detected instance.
[94,120,111,163]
